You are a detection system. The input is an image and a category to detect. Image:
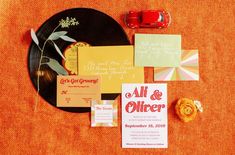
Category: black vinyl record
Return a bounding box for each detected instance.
[28,8,130,113]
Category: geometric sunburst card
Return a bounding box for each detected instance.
[154,50,199,81]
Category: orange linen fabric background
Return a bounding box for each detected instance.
[0,0,234,154]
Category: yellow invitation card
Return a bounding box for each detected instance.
[57,75,101,107]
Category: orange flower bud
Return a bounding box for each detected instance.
[175,98,197,122]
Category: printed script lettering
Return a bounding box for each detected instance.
[60,78,99,85]
[125,86,165,113]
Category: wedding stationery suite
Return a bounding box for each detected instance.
[135,33,181,67]
[57,75,101,107]
[122,84,168,148]
[91,100,118,127]
[154,50,199,81]
[78,46,144,93]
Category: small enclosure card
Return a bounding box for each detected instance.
[57,75,101,107]
[122,84,168,148]
[78,46,144,93]
[91,100,118,127]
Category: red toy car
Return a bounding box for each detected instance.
[125,10,171,28]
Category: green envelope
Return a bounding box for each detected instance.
[135,34,181,67]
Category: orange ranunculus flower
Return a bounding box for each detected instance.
[175,98,197,122]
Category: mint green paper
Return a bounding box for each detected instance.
[135,34,181,67]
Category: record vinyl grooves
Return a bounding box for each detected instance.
[28,8,130,113]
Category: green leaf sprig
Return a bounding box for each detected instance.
[30,17,79,111]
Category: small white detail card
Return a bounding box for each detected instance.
[91,100,118,127]
[122,84,168,148]
[94,104,113,123]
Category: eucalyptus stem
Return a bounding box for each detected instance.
[32,17,79,112]
[34,24,61,112]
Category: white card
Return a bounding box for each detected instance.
[94,105,113,123]
[91,100,118,127]
[122,84,168,148]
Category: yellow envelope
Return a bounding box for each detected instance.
[78,46,144,93]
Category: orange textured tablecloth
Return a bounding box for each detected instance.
[0,0,234,154]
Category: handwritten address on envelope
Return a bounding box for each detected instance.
[78,46,144,93]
